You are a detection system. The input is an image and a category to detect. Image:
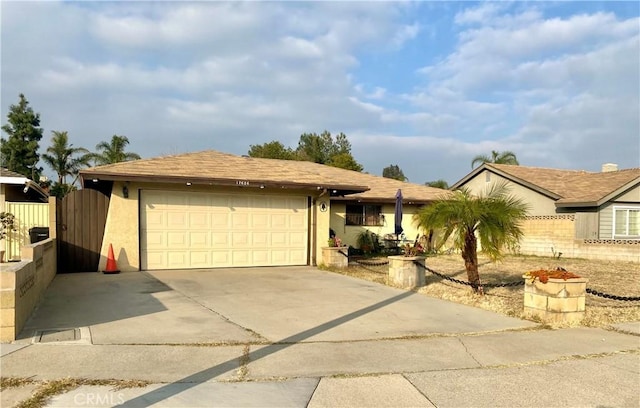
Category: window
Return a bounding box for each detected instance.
[345,204,383,226]
[613,206,640,239]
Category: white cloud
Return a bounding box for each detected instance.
[1,2,638,184]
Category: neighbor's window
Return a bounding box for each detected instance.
[613,206,640,239]
[345,204,383,226]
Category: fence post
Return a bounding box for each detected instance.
[523,275,588,324]
[388,256,425,289]
[321,247,349,268]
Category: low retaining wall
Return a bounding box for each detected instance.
[389,256,426,289]
[0,238,57,342]
[518,216,640,262]
[523,275,588,325]
[322,247,349,268]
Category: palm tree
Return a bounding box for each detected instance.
[471,150,519,169]
[41,131,90,197]
[425,179,449,189]
[89,135,141,165]
[415,182,529,293]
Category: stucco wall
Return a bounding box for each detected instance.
[461,171,557,216]
[0,238,56,342]
[329,202,423,248]
[99,182,324,271]
[314,196,331,266]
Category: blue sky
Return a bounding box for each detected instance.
[2,1,639,185]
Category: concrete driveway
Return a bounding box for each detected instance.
[4,267,639,407]
[18,266,535,345]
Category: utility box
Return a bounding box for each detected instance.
[29,227,49,244]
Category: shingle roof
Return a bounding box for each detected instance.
[80,150,449,203]
[0,168,28,180]
[468,163,640,206]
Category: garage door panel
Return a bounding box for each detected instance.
[271,232,287,245]
[167,232,187,247]
[141,191,308,270]
[271,214,287,228]
[231,196,250,209]
[253,214,270,228]
[145,232,164,246]
[289,250,306,264]
[289,231,307,243]
[144,252,165,270]
[167,252,188,267]
[271,250,287,262]
[168,212,188,227]
[145,212,164,228]
[167,195,188,207]
[212,214,229,228]
[190,252,209,267]
[253,232,269,245]
[252,251,269,264]
[232,213,250,228]
[189,212,209,228]
[212,251,230,265]
[212,232,229,245]
[189,231,209,246]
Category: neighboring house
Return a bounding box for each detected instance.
[452,163,640,261]
[0,168,50,260]
[79,150,448,271]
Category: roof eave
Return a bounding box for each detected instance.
[80,171,370,195]
[452,164,562,200]
[555,201,598,208]
[594,176,640,206]
[331,196,433,204]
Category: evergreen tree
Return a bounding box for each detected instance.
[1,94,44,180]
[382,164,407,181]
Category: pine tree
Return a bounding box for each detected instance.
[1,94,44,180]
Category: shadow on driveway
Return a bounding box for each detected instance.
[116,290,415,407]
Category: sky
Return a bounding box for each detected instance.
[2,1,639,185]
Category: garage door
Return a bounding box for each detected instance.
[141,191,309,270]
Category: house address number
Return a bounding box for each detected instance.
[236,180,250,186]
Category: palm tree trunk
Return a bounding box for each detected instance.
[461,230,483,294]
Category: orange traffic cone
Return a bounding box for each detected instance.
[102,244,120,274]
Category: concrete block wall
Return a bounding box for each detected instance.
[321,247,348,268]
[0,238,57,342]
[517,216,639,262]
[518,216,576,257]
[388,256,425,289]
[524,276,588,325]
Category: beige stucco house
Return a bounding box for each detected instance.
[451,163,640,261]
[79,150,448,271]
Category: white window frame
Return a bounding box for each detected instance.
[612,205,640,239]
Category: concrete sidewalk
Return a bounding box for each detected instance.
[2,327,639,407]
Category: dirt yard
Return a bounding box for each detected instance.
[327,254,640,328]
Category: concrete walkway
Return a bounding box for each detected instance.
[1,268,638,407]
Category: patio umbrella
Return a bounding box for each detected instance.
[394,189,403,236]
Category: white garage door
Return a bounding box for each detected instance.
[141,191,309,270]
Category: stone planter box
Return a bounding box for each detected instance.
[321,247,348,268]
[523,275,588,324]
[389,256,426,289]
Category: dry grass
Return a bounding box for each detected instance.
[329,253,640,328]
[0,377,150,408]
